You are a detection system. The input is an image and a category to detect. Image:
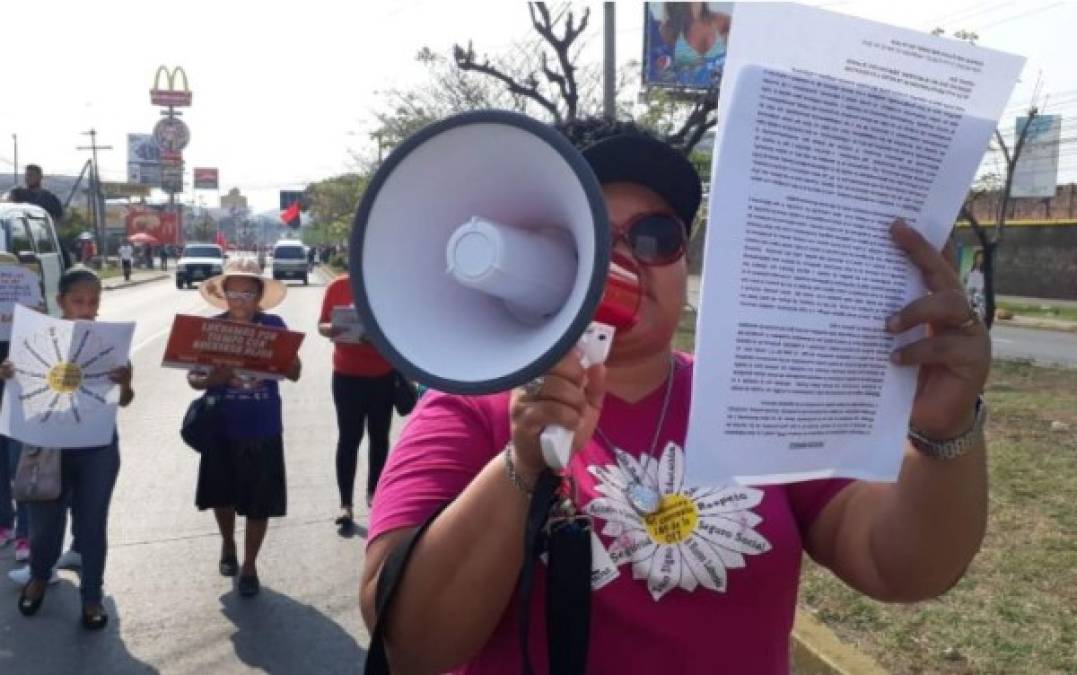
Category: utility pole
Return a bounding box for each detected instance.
[77,128,113,264]
[370,130,386,164]
[603,2,616,120]
[10,134,17,185]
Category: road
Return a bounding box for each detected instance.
[0,270,384,674]
[687,276,1077,368]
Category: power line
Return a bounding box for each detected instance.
[975,1,1065,30]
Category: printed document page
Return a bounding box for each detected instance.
[685,3,1024,485]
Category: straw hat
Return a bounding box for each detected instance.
[200,257,287,310]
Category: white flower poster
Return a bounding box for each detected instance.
[0,305,134,448]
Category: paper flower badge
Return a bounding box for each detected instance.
[585,442,772,601]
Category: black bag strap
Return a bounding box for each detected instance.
[365,503,449,675]
[516,470,591,675]
[366,471,592,675]
[516,470,559,675]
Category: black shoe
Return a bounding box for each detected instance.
[219,554,239,578]
[238,574,260,597]
[81,606,109,630]
[334,507,354,527]
[17,581,46,617]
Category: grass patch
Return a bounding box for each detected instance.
[675,313,1077,672]
[801,360,1077,674]
[96,266,121,280]
[997,301,1077,323]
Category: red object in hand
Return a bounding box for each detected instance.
[594,253,641,330]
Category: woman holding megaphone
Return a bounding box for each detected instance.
[360,119,991,674]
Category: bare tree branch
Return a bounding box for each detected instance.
[452,41,561,122]
[667,88,720,155]
[527,2,589,121]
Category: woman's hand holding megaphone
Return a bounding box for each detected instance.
[509,349,607,481]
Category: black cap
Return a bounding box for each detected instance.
[580,134,703,233]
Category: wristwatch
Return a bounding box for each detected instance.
[908,396,987,460]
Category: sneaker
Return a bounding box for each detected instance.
[0,527,13,547]
[7,566,59,585]
[56,549,82,571]
[13,539,30,562]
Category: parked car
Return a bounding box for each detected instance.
[0,202,66,317]
[175,243,225,289]
[271,240,308,285]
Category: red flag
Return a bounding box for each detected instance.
[280,201,301,226]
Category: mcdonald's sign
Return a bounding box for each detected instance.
[150,66,192,107]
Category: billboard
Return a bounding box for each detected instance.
[279,190,305,211]
[150,66,193,107]
[193,168,219,190]
[127,134,161,187]
[126,206,180,245]
[1012,115,1061,198]
[642,3,734,90]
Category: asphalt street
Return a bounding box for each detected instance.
[0,269,388,674]
[686,275,1077,368]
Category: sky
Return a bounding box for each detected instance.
[0,0,1073,212]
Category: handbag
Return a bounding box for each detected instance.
[392,372,418,417]
[13,445,61,502]
[181,392,223,454]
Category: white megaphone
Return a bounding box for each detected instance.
[350,110,641,469]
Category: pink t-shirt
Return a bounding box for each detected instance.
[369,353,850,674]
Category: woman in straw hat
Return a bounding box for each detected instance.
[188,257,300,597]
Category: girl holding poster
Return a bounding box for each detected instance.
[4,267,134,630]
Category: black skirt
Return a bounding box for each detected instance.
[196,434,287,518]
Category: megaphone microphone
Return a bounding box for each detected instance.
[351,110,640,469]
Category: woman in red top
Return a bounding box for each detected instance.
[319,274,394,526]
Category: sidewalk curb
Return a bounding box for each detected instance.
[102,273,170,291]
[995,316,1077,333]
[792,610,887,675]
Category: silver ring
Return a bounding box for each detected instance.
[957,296,982,331]
[522,376,545,397]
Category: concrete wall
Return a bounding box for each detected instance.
[969,183,1077,222]
[953,222,1077,300]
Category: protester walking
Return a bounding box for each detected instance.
[6,267,133,630]
[188,258,300,597]
[0,436,31,561]
[318,273,394,528]
[118,242,134,282]
[360,119,993,673]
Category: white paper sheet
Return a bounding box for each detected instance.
[330,306,366,344]
[0,304,134,448]
[685,3,1024,486]
[0,264,45,340]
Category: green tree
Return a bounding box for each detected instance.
[56,207,91,252]
[304,173,368,245]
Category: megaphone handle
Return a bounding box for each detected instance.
[540,322,616,470]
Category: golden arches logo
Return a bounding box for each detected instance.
[150,66,192,106]
[153,66,190,92]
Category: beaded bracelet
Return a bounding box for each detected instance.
[503,443,536,496]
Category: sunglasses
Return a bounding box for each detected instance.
[612,212,687,266]
[223,290,257,302]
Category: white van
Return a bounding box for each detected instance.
[0,202,66,318]
[271,240,308,285]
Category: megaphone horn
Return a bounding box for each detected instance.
[350,110,641,466]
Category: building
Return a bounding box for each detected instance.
[955,183,1077,301]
